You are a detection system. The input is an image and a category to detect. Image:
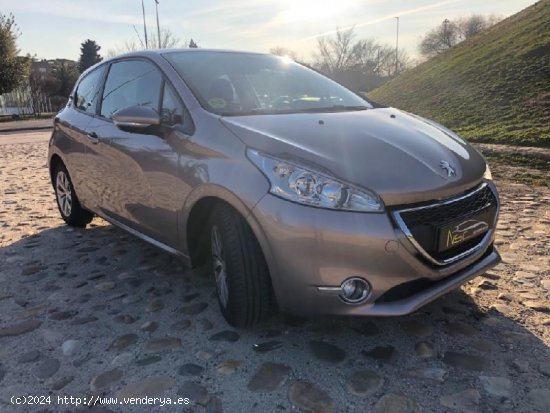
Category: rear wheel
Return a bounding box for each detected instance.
[53,164,93,227]
[208,204,273,327]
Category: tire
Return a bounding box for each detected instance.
[208,204,273,327]
[53,163,93,228]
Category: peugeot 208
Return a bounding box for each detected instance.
[48,49,500,326]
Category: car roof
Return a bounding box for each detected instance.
[110,48,268,61]
[81,48,271,77]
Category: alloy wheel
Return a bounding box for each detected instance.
[211,225,229,307]
[56,171,73,217]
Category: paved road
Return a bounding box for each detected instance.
[0,132,549,412]
[0,131,51,145]
[0,118,53,133]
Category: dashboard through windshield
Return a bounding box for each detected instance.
[163,51,373,116]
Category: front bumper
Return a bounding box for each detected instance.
[250,186,500,316]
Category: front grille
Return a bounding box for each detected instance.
[393,184,498,266]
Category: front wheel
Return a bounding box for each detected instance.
[53,164,93,228]
[208,205,273,327]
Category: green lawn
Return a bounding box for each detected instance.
[369,0,550,147]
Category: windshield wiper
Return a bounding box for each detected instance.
[219,105,369,117]
[220,108,295,116]
[296,105,369,113]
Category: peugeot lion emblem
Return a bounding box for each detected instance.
[439,161,456,177]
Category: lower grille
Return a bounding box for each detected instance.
[392,183,498,266]
[376,245,495,303]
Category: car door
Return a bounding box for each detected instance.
[86,58,192,248]
[58,65,106,208]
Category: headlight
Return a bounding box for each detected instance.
[247,149,383,212]
[483,164,493,180]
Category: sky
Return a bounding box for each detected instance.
[3,0,538,61]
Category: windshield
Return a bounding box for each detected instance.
[163,51,373,116]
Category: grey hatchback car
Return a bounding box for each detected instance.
[48,49,500,326]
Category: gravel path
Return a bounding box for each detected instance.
[1,132,549,413]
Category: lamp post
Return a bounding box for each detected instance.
[141,0,148,48]
[154,0,161,49]
[443,18,450,48]
[394,16,399,75]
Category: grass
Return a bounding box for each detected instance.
[369,0,550,147]
[503,171,550,187]
[484,152,550,186]
[484,152,550,171]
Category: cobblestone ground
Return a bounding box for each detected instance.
[1,132,549,413]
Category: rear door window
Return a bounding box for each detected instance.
[75,66,105,114]
[100,60,162,119]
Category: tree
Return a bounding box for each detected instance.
[313,28,408,76]
[78,39,102,73]
[0,13,30,95]
[28,59,79,113]
[51,60,79,99]
[148,27,182,49]
[108,27,183,56]
[456,14,501,40]
[313,28,359,74]
[188,39,198,48]
[28,71,57,114]
[269,46,299,61]
[419,19,459,57]
[419,15,501,58]
[311,27,410,90]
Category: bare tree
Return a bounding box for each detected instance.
[149,27,182,49]
[456,14,501,40]
[107,27,184,57]
[420,15,501,57]
[419,19,459,57]
[313,28,360,74]
[269,46,299,61]
[313,28,409,80]
[378,48,411,76]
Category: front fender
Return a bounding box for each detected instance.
[178,184,278,291]
[178,183,266,251]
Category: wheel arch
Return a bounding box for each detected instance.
[48,153,64,185]
[181,185,275,275]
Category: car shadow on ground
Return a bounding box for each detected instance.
[1,222,549,412]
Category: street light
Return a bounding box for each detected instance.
[443,18,450,48]
[141,0,148,48]
[394,16,399,75]
[154,0,161,49]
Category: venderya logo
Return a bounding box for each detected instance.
[446,219,489,248]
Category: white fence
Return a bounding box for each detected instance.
[0,85,53,115]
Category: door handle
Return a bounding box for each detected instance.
[87,132,100,144]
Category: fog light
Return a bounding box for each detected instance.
[340,277,370,304]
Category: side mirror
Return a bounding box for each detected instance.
[112,106,160,130]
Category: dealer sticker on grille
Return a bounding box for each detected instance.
[437,210,493,252]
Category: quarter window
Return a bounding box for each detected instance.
[100,60,162,119]
[75,67,105,114]
[161,84,185,126]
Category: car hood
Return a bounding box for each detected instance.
[220,108,486,206]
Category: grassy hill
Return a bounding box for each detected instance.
[369,0,550,147]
